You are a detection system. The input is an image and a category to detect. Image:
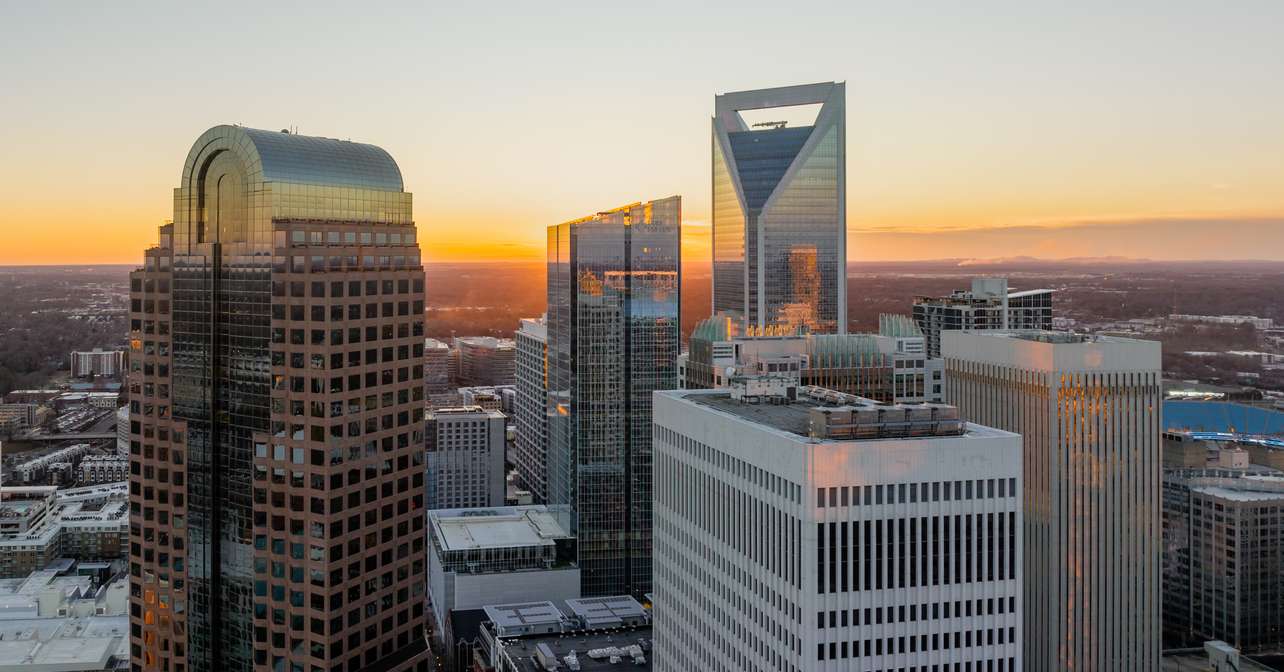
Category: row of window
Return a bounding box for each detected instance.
[819,596,1017,629]
[817,513,1018,593]
[289,229,416,247]
[818,628,1017,661]
[818,479,1018,509]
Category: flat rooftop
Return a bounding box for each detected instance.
[430,506,570,552]
[1162,649,1276,672]
[497,627,652,671]
[680,390,1007,443]
[0,615,126,669]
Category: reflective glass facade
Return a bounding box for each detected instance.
[546,197,680,598]
[712,83,846,333]
[132,126,428,672]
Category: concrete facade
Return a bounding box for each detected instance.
[944,331,1162,671]
[652,387,1023,672]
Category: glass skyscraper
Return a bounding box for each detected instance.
[546,197,680,598]
[712,82,846,333]
[129,125,429,672]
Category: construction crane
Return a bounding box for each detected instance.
[752,121,788,130]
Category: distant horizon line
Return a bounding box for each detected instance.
[3,256,1282,269]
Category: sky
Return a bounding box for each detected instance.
[1,1,1282,265]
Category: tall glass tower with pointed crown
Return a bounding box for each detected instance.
[712,82,846,334]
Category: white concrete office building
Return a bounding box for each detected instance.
[943,331,1162,672]
[425,406,506,510]
[513,316,549,502]
[652,385,1023,672]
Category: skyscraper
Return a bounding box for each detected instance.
[944,331,1162,671]
[652,384,1024,672]
[546,197,680,598]
[513,316,549,502]
[712,82,845,333]
[128,125,428,672]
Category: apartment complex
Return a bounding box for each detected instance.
[425,406,506,510]
[546,197,680,598]
[712,82,846,333]
[70,348,125,379]
[652,385,1023,672]
[944,331,1162,671]
[0,484,128,578]
[513,316,549,502]
[127,125,428,672]
[913,279,1053,357]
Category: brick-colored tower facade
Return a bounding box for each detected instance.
[129,126,429,672]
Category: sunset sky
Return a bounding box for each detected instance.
[1,2,1282,265]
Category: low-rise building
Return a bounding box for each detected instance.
[471,596,652,671]
[427,506,579,661]
[77,456,128,486]
[0,615,129,672]
[0,485,128,578]
[0,559,128,620]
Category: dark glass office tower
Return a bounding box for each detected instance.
[712,82,846,333]
[129,125,429,672]
[546,197,680,598]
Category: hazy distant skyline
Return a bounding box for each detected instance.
[2,2,1283,265]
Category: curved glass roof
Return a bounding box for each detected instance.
[182,125,404,191]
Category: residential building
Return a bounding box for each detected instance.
[127,125,429,672]
[513,316,549,502]
[472,596,652,672]
[424,337,453,394]
[0,403,48,434]
[944,330,1162,671]
[78,455,128,485]
[426,406,506,510]
[0,484,128,578]
[455,337,516,387]
[681,313,943,403]
[712,82,846,333]
[426,506,578,651]
[70,348,125,379]
[547,197,680,598]
[1163,466,1284,652]
[913,278,1053,357]
[652,384,1023,672]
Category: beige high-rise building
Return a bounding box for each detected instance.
[943,331,1162,671]
[128,125,429,672]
